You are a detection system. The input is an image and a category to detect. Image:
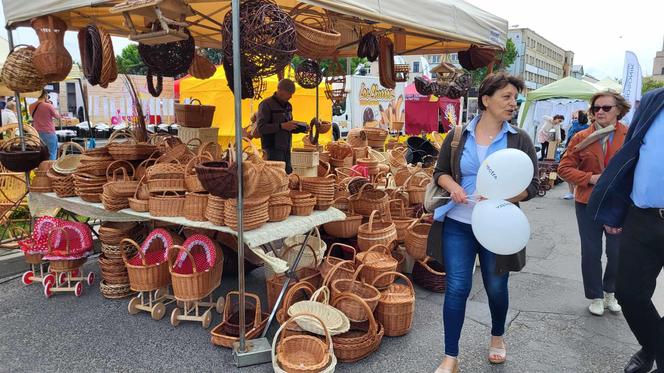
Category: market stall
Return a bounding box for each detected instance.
[2,0,508,369]
[404,82,461,135]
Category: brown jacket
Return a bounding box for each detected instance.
[558,122,628,204]
[431,125,539,275]
[256,94,293,151]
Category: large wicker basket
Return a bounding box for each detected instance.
[175,99,215,128]
[121,238,171,292]
[357,210,397,252]
[169,244,223,302]
[372,271,415,336]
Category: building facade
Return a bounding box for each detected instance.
[507,28,573,91]
[653,37,664,81]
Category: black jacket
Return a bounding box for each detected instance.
[256,94,293,151]
[588,87,664,227]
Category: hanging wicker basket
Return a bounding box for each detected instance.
[31,15,72,81]
[0,45,48,93]
[290,3,341,60]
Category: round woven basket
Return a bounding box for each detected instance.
[0,45,48,92]
[100,280,132,299]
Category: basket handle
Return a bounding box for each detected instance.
[198,141,222,159]
[365,244,390,256]
[168,244,198,274]
[328,242,356,262]
[419,256,446,276]
[108,129,137,144]
[271,313,332,364]
[225,291,262,328]
[310,285,330,305]
[46,226,71,257]
[57,141,84,160]
[367,210,379,233]
[184,154,212,177]
[388,198,406,217]
[106,160,135,181]
[282,240,319,271]
[189,98,201,105]
[321,259,354,288]
[119,238,144,266]
[352,263,367,282]
[319,160,331,177]
[279,281,315,319]
[371,271,415,296]
[133,175,147,200]
[331,292,378,335]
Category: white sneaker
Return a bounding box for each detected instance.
[562,192,574,200]
[589,299,605,316]
[604,292,622,313]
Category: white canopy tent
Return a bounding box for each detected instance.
[2,0,507,54]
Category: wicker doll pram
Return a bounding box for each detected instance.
[42,222,94,298]
[168,234,224,328]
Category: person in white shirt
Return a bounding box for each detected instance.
[1,101,18,126]
[537,114,563,160]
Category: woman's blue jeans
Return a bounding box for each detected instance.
[442,218,509,357]
[38,132,58,160]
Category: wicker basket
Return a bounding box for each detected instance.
[273,313,335,373]
[266,267,321,312]
[390,199,417,243]
[404,218,432,261]
[275,282,316,337]
[0,45,48,93]
[211,292,269,348]
[292,148,320,168]
[355,244,398,289]
[412,256,446,293]
[372,271,415,336]
[183,192,208,221]
[404,175,429,205]
[322,197,363,239]
[175,99,215,128]
[331,293,384,363]
[290,3,341,60]
[100,280,133,299]
[350,183,390,218]
[31,15,72,81]
[148,191,185,217]
[0,135,47,173]
[53,142,84,175]
[330,264,381,322]
[363,127,388,149]
[357,210,397,252]
[320,255,356,288]
[184,154,211,192]
[206,194,226,226]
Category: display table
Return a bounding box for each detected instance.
[29,192,345,248]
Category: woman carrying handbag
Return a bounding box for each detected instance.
[429,73,539,373]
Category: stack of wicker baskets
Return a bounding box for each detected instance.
[98,222,144,299]
[363,127,389,150]
[224,196,269,231]
[102,163,139,211]
[300,175,335,210]
[145,162,187,217]
[206,195,226,226]
[47,168,75,197]
[268,190,292,222]
[289,189,316,216]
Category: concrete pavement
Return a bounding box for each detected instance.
[0,183,662,372]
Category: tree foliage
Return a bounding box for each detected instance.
[470,38,519,87]
[115,44,147,75]
[642,77,664,94]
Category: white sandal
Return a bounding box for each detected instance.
[488,343,506,364]
[435,357,459,373]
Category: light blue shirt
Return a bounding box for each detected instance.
[434,115,517,222]
[631,109,664,208]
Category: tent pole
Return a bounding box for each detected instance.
[77,78,92,136]
[230,0,247,354]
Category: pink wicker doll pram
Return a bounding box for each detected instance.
[169,234,224,328]
[122,228,180,320]
[42,221,94,298]
[18,216,60,287]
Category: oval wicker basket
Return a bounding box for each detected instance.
[0,45,48,92]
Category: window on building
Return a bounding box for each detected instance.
[413,61,420,73]
[429,55,441,64]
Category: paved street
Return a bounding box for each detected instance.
[0,183,662,372]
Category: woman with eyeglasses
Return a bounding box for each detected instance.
[558,91,630,316]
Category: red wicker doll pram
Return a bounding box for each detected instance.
[122,228,180,320]
[18,216,60,288]
[42,221,94,298]
[169,234,224,328]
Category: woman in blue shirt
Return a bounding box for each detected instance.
[433,73,539,373]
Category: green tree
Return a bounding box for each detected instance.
[115,44,147,75]
[201,48,223,65]
[470,38,518,86]
[290,56,369,75]
[642,77,664,94]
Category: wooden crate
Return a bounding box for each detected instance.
[177,126,219,149]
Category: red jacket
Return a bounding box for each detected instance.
[558,122,628,204]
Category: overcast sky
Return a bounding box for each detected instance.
[0,1,661,80]
[466,0,663,79]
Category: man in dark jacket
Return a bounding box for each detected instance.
[588,87,664,373]
[256,79,300,173]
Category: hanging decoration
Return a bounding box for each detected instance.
[378,36,396,89]
[222,0,296,98]
[31,15,72,82]
[324,58,347,108]
[295,59,322,89]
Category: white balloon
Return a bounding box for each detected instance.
[476,148,534,200]
[471,199,530,255]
